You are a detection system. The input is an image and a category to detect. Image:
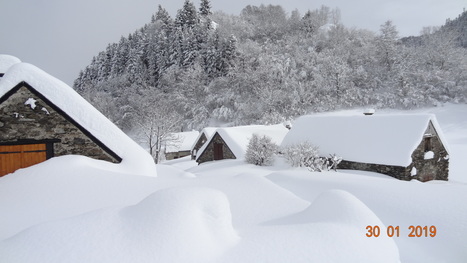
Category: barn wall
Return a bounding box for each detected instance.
[0,85,119,163]
[165,150,191,160]
[192,133,207,159]
[338,161,411,180]
[196,133,235,164]
[410,121,449,181]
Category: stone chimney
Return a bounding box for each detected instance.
[364,109,375,115]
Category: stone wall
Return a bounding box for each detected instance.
[165,150,191,160]
[338,161,411,180]
[192,133,207,159]
[0,85,119,163]
[196,133,236,164]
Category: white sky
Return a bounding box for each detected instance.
[1,0,465,86]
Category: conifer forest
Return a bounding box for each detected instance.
[73,0,467,135]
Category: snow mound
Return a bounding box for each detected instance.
[228,189,401,263]
[157,161,197,178]
[0,187,239,263]
[269,189,386,227]
[306,189,384,225]
[0,155,159,241]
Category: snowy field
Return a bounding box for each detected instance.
[0,104,466,263]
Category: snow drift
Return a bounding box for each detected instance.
[0,155,160,240]
[0,187,239,263]
[218,189,400,263]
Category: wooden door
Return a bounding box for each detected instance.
[0,144,47,176]
[213,142,224,160]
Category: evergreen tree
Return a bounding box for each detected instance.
[199,0,212,17]
[175,0,199,29]
[154,5,173,33]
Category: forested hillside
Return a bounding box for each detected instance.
[74,0,467,135]
[443,9,467,47]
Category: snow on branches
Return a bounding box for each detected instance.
[245,134,278,166]
[282,141,341,172]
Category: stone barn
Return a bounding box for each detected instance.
[164,130,199,160]
[281,114,450,182]
[191,127,217,159]
[0,57,155,176]
[196,124,289,164]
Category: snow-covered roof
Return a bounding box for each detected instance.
[281,114,448,167]
[0,55,21,74]
[166,130,200,153]
[191,127,217,150]
[0,61,156,175]
[201,127,217,140]
[197,124,289,161]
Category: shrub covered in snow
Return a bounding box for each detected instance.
[282,141,321,171]
[282,141,342,172]
[245,134,278,166]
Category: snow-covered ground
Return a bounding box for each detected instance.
[1,104,466,262]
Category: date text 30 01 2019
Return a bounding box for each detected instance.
[366,225,437,238]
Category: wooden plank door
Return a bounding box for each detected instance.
[0,145,22,177]
[0,144,47,176]
[213,142,224,160]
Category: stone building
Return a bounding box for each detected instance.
[191,127,217,159]
[196,124,289,164]
[0,56,155,176]
[164,130,199,160]
[281,113,450,182]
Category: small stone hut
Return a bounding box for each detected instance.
[196,124,289,164]
[281,114,450,182]
[0,57,155,176]
[164,130,199,160]
[191,127,217,159]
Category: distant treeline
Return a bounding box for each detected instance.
[74,0,467,133]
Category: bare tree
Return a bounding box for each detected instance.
[133,90,183,163]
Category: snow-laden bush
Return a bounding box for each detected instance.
[327,153,343,171]
[245,134,278,166]
[282,141,342,172]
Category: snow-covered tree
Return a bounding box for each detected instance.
[375,20,400,73]
[199,0,212,17]
[133,89,183,164]
[175,0,199,29]
[245,134,278,166]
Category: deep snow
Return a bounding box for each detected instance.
[0,104,466,262]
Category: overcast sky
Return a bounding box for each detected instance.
[1,0,465,86]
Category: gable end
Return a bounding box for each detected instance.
[0,81,122,163]
[196,132,236,164]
